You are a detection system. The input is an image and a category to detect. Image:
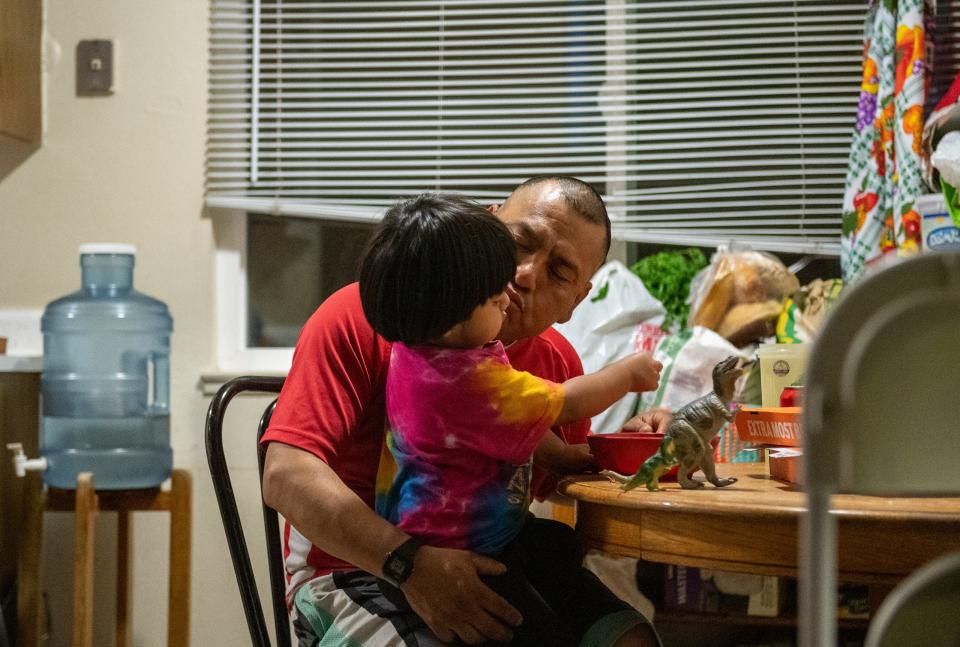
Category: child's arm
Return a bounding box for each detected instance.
[555,352,662,427]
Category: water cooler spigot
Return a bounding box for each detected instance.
[6,443,47,477]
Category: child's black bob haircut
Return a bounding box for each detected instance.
[359,193,517,346]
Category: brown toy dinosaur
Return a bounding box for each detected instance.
[619,355,744,492]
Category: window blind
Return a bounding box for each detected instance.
[207,1,870,254]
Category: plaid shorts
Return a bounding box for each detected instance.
[292,520,661,647]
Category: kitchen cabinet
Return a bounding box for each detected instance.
[0,0,42,143]
[0,366,41,644]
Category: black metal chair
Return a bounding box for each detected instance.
[205,376,287,647]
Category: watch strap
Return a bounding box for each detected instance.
[382,537,422,587]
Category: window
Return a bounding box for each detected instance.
[247,215,375,348]
[207,1,938,367]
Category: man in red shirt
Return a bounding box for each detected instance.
[262,177,668,646]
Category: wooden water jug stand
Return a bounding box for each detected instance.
[17,469,191,647]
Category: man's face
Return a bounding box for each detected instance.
[491,183,606,345]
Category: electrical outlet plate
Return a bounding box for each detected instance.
[76,39,113,95]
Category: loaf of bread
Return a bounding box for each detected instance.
[748,252,800,301]
[689,251,799,342]
[717,300,783,347]
[691,268,735,330]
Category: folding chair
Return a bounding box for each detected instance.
[863,550,960,646]
[799,253,960,647]
[205,376,287,647]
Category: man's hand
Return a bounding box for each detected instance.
[401,546,522,644]
[263,446,521,644]
[622,407,674,434]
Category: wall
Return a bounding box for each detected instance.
[0,3,636,645]
[0,2,272,645]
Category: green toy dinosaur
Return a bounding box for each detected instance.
[620,355,744,492]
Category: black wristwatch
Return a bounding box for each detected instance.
[382,537,422,588]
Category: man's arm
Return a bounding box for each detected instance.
[262,443,522,644]
[262,443,407,575]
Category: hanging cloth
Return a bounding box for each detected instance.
[841,0,929,281]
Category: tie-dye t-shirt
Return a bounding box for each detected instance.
[380,341,564,555]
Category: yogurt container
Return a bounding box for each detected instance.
[757,343,808,408]
[916,193,960,252]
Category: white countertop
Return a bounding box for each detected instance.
[0,356,42,373]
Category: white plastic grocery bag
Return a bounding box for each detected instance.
[554,261,665,435]
[638,325,749,412]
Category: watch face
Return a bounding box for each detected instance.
[384,538,420,586]
[385,553,408,582]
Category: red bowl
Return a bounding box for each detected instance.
[587,430,721,480]
[588,431,666,476]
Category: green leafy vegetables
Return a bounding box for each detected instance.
[629,248,708,331]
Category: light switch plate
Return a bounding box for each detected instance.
[76,40,114,95]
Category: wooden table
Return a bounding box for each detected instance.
[559,463,960,585]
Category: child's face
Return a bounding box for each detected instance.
[439,290,509,348]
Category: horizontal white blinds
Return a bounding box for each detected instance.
[208,0,870,254]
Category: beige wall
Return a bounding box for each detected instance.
[0,2,274,645]
[0,4,632,645]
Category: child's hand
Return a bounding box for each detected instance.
[555,443,601,474]
[621,352,662,392]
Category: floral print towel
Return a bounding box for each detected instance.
[842,0,929,280]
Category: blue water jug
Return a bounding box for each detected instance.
[41,244,173,489]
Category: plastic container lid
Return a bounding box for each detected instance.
[914,193,948,215]
[757,343,807,358]
[79,243,137,256]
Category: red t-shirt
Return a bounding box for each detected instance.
[262,283,589,595]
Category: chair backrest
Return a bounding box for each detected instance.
[799,253,960,647]
[864,551,960,647]
[205,376,287,647]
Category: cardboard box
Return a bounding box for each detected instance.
[735,407,802,447]
[768,449,802,485]
[747,574,782,617]
[664,565,782,617]
[837,583,870,619]
[664,565,710,612]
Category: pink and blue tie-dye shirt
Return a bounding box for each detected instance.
[379,341,564,555]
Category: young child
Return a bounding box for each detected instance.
[359,193,662,646]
